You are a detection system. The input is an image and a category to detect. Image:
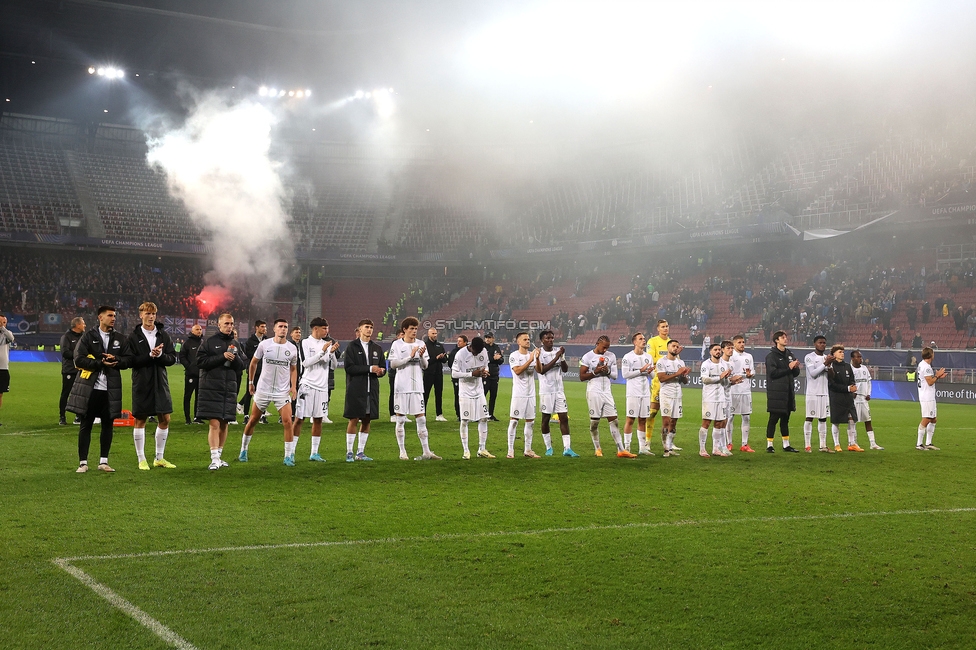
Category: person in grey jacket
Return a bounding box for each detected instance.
[0,314,14,427]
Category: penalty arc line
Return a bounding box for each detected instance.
[52,506,976,650]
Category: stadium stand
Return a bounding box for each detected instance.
[0,141,83,235]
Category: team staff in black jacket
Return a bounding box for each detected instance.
[483,332,503,421]
[343,318,386,462]
[239,320,267,422]
[197,312,246,470]
[826,344,862,452]
[179,324,204,424]
[422,327,449,422]
[58,317,86,425]
[764,330,801,453]
[67,306,130,473]
[123,302,178,471]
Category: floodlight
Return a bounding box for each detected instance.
[288,90,295,97]
[97,68,105,76]
[278,89,285,97]
[88,66,95,74]
[296,91,304,98]
[259,86,268,96]
[354,90,364,99]
[305,89,311,97]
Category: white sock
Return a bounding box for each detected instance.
[699,427,708,453]
[741,415,750,446]
[867,428,877,445]
[460,421,470,454]
[210,448,220,462]
[284,440,291,457]
[637,429,647,452]
[416,416,431,455]
[589,420,601,450]
[624,431,633,450]
[241,434,252,452]
[608,420,623,451]
[395,415,407,455]
[926,423,935,445]
[819,420,828,447]
[803,421,812,448]
[917,426,925,447]
[666,431,675,451]
[507,420,518,455]
[346,433,356,454]
[478,420,488,451]
[715,427,726,452]
[133,427,146,462]
[523,421,534,453]
[830,423,840,447]
[310,435,321,455]
[99,456,108,465]
[357,432,369,454]
[848,422,857,447]
[217,447,223,457]
[542,432,552,451]
[154,427,168,461]
[562,433,571,451]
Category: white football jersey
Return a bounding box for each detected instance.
[299,336,336,391]
[390,338,428,394]
[804,352,829,396]
[720,358,733,404]
[730,350,754,395]
[509,350,536,399]
[917,360,936,402]
[580,350,617,395]
[853,365,871,399]
[452,347,489,399]
[700,359,726,402]
[656,356,685,400]
[536,347,566,395]
[622,351,652,398]
[253,338,297,397]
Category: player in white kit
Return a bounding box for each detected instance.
[536,330,578,458]
[916,346,947,450]
[699,343,732,457]
[452,336,494,459]
[804,336,834,452]
[729,335,756,452]
[656,339,690,457]
[621,332,655,456]
[389,317,441,461]
[292,317,339,462]
[850,350,883,450]
[507,332,540,458]
[718,340,742,453]
[580,336,636,458]
[239,319,298,465]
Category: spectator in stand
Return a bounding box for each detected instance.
[872,326,883,349]
[912,332,923,348]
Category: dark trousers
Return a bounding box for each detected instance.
[184,374,198,421]
[452,379,460,419]
[766,412,791,439]
[483,375,499,417]
[423,370,444,416]
[239,366,260,413]
[388,368,397,416]
[78,389,114,462]
[60,373,75,419]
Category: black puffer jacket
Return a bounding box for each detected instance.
[66,327,130,418]
[179,332,203,376]
[196,331,246,421]
[765,345,800,414]
[59,328,84,375]
[827,360,858,425]
[124,323,177,417]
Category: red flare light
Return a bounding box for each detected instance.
[194,285,232,318]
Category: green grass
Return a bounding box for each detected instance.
[2,362,976,649]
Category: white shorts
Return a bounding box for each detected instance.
[920,400,937,419]
[254,393,291,413]
[540,393,568,415]
[459,395,489,422]
[660,393,683,419]
[510,396,536,420]
[805,395,830,420]
[295,388,329,419]
[855,399,871,423]
[702,401,727,422]
[394,393,425,416]
[625,396,651,419]
[730,393,752,416]
[587,393,617,418]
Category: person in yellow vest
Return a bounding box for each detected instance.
[647,319,679,453]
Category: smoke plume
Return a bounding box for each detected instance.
[146,90,294,303]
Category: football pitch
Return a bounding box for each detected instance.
[2,362,976,649]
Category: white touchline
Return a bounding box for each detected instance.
[52,506,976,650]
[52,559,199,650]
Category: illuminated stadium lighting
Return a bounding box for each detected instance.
[278,89,286,97]
[296,90,304,98]
[88,66,95,74]
[96,68,105,76]
[305,89,311,97]
[354,90,365,99]
[288,90,295,97]
[259,87,268,96]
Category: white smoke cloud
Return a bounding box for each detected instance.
[146,90,294,299]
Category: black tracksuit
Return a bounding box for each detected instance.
[422,335,447,417]
[765,345,800,441]
[483,341,503,418]
[58,328,84,421]
[179,333,203,422]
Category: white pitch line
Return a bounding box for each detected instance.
[52,558,199,650]
[57,506,976,563]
